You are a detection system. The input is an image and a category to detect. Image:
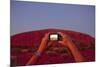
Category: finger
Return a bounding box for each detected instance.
[57,32,65,37]
[43,33,49,40]
[48,41,53,47]
[57,32,63,35]
[57,32,66,40]
[58,32,71,39]
[58,41,67,47]
[45,33,49,37]
[58,41,64,44]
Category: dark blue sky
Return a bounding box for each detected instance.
[11,1,95,37]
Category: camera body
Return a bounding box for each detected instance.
[49,33,61,41]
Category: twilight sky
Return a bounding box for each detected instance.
[11,1,95,37]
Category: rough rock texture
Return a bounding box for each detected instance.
[11,29,95,66]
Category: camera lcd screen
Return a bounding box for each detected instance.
[49,33,59,41]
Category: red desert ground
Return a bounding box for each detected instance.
[11,29,95,66]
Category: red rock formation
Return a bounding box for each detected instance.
[11,29,95,66]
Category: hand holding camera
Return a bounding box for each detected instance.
[38,32,71,53]
[27,32,85,65]
[38,32,85,62]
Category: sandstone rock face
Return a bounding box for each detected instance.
[11,29,95,66]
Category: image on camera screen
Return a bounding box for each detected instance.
[49,33,59,41]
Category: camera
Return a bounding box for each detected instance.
[49,33,61,41]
